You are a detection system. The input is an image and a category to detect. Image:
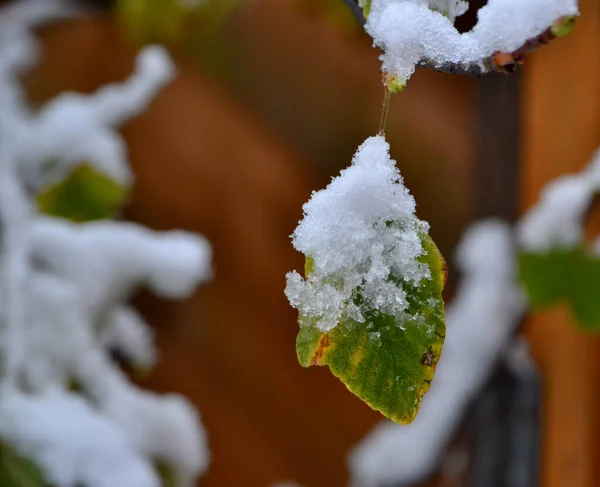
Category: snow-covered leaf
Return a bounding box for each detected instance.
[297,234,446,424]
[286,136,446,423]
[36,164,127,222]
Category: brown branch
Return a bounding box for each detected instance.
[342,0,366,26]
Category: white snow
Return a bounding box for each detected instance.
[364,0,578,84]
[518,147,600,251]
[0,391,160,487]
[349,220,526,486]
[285,135,430,332]
[77,352,210,486]
[19,44,175,190]
[30,216,212,318]
[99,305,157,370]
[0,2,212,486]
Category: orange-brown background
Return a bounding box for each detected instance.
[22,1,600,486]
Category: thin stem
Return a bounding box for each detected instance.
[378,85,392,136]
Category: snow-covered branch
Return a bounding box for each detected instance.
[518,148,600,252]
[346,0,577,87]
[0,1,212,485]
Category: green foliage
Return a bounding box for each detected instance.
[519,248,600,330]
[116,0,239,46]
[0,442,45,487]
[551,16,577,37]
[155,461,179,487]
[296,235,446,424]
[0,442,187,487]
[36,164,127,222]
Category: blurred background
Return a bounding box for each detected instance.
[11,0,600,485]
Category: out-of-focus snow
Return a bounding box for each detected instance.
[518,147,600,251]
[0,2,211,485]
[0,391,160,487]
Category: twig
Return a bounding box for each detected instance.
[378,85,392,135]
[341,0,575,77]
[342,0,366,26]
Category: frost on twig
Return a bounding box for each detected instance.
[347,0,578,89]
[0,2,212,485]
[349,220,525,486]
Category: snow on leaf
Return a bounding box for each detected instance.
[285,136,446,423]
[117,0,238,46]
[297,235,445,424]
[36,164,128,222]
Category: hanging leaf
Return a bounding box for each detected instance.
[519,248,600,330]
[36,164,127,222]
[297,234,446,424]
[286,136,446,424]
[0,442,45,487]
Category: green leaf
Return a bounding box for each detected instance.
[518,249,575,308]
[36,164,127,222]
[362,0,372,18]
[296,234,446,424]
[519,248,600,330]
[155,460,179,487]
[568,254,600,328]
[0,442,45,487]
[116,0,239,45]
[551,16,577,37]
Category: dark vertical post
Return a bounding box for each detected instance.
[469,71,542,487]
[474,73,520,221]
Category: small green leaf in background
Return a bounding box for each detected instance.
[0,441,45,487]
[519,248,600,331]
[155,460,179,487]
[297,234,446,424]
[116,0,239,46]
[36,164,127,222]
[518,248,575,308]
